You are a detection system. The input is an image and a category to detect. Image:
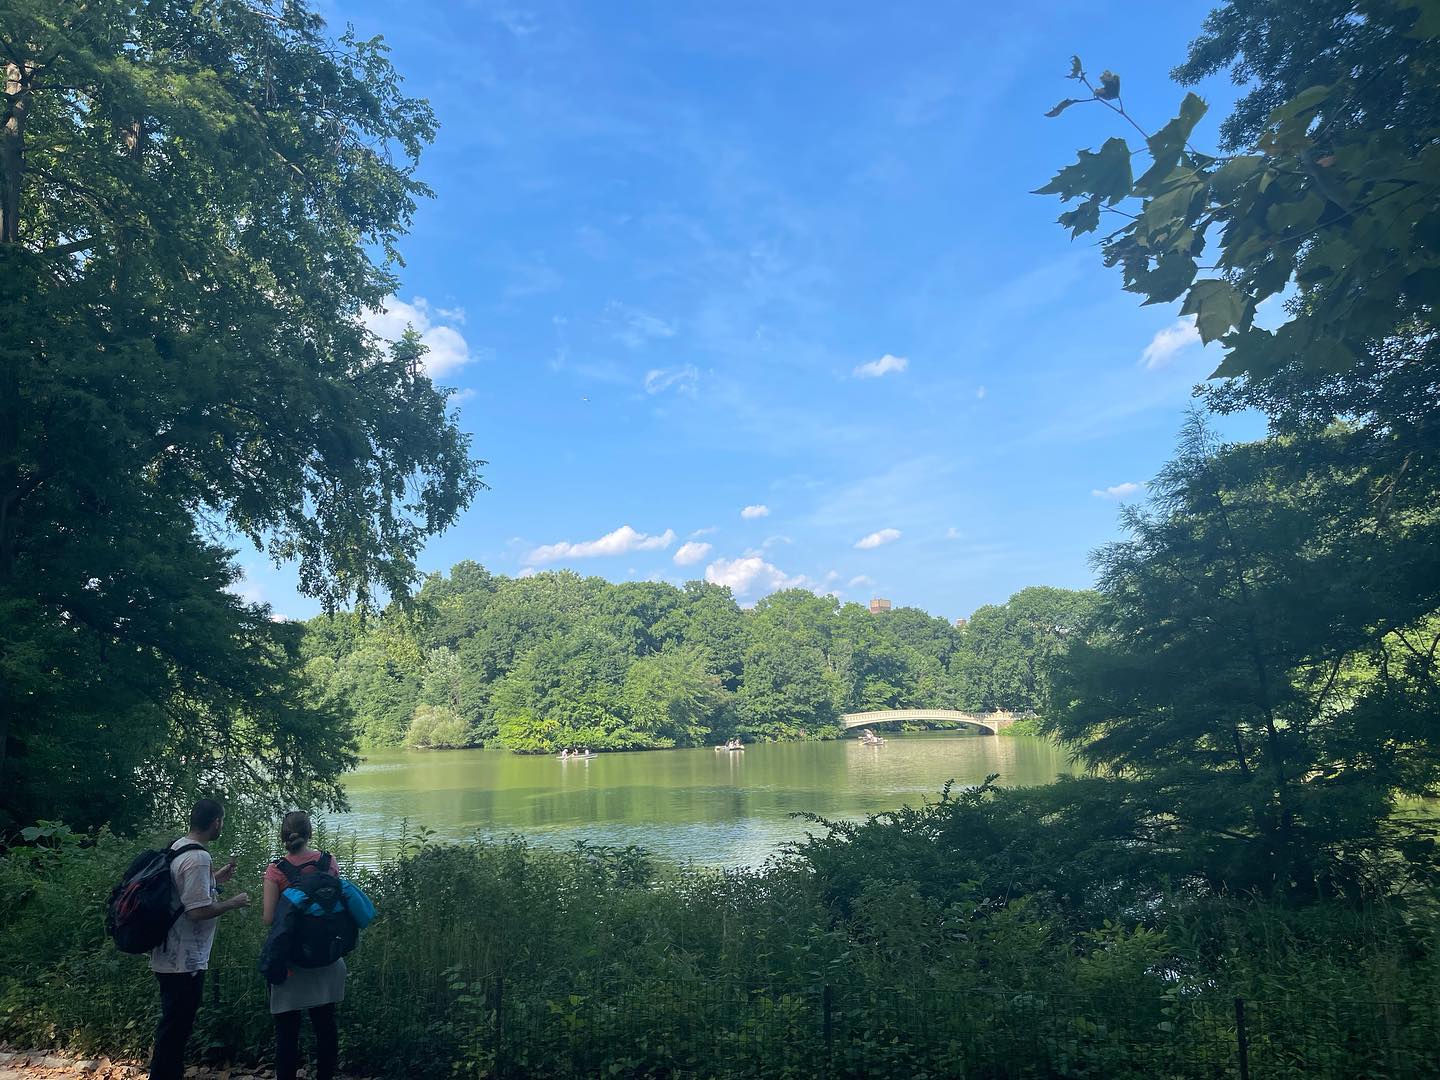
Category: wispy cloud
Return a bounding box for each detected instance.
[848,574,874,588]
[644,365,699,396]
[1091,482,1142,500]
[976,385,987,399]
[1142,316,1202,370]
[609,303,677,348]
[855,527,902,550]
[362,296,475,378]
[740,504,770,520]
[689,525,718,538]
[526,524,676,565]
[673,540,712,566]
[853,353,909,378]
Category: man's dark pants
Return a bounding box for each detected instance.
[149,970,205,1080]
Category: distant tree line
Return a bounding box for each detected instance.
[300,569,1097,752]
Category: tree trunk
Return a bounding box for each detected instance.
[0,60,30,789]
[1,61,29,243]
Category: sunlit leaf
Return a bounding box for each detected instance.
[1181,279,1248,342]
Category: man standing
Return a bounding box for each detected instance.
[148,798,250,1080]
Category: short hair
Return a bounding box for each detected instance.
[189,798,225,832]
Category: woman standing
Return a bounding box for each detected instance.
[262,811,346,1080]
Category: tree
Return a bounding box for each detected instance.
[652,582,748,690]
[951,587,1098,713]
[492,624,631,752]
[621,646,729,747]
[1034,0,1440,896]
[1037,5,1438,390]
[1048,417,1440,896]
[405,704,471,750]
[736,627,842,741]
[1,0,482,829]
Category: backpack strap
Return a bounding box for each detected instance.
[166,842,205,862]
[273,852,334,885]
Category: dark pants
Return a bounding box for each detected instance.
[275,1003,339,1080]
[149,971,205,1080]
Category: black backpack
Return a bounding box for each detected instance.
[106,842,204,954]
[275,853,358,968]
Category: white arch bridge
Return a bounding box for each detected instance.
[840,709,1020,736]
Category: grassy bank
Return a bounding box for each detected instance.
[3,797,1438,1078]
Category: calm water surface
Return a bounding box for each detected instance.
[332,733,1075,866]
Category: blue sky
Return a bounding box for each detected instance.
[241,0,1266,622]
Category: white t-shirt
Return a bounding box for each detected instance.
[148,838,218,973]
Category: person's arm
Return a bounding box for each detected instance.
[262,876,281,926]
[184,892,249,921]
[176,852,248,921]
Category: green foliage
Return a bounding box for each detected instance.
[0,0,483,832]
[621,646,729,747]
[4,815,1438,1076]
[951,586,1099,713]
[405,704,471,750]
[1048,417,1440,898]
[1038,19,1440,387]
[306,566,1025,752]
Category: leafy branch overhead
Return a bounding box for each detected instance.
[1036,24,1440,383]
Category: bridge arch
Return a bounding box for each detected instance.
[840,709,1017,735]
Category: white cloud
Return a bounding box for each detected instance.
[1141,316,1202,370]
[526,524,677,565]
[976,385,988,399]
[945,527,963,539]
[609,303,676,348]
[362,296,475,378]
[704,556,806,599]
[853,353,909,378]
[517,567,537,579]
[854,527,902,550]
[740,504,770,520]
[1092,482,1142,500]
[848,574,874,588]
[644,365,699,396]
[689,526,718,537]
[673,541,712,566]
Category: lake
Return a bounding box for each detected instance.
[331,733,1075,866]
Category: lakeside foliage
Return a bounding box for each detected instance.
[2,0,1438,1073]
[3,810,1438,1077]
[299,573,1094,753]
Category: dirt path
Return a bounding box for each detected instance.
[0,1051,308,1080]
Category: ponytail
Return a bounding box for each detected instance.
[280,810,312,854]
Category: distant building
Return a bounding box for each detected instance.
[954,617,968,630]
[869,597,892,614]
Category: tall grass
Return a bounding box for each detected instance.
[3,818,1438,1076]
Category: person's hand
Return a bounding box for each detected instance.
[214,858,237,885]
[226,891,251,912]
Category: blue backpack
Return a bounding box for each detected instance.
[258,852,375,984]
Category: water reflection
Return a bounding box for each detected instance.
[329,733,1074,867]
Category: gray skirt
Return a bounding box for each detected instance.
[268,958,346,1015]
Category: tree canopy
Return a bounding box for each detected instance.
[1038,0,1440,898]
[1,0,482,832]
[302,569,1087,754]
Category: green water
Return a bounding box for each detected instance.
[333,733,1075,867]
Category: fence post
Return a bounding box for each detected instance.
[492,972,506,1078]
[822,984,834,1071]
[1234,997,1250,1080]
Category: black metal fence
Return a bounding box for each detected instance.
[238,966,1438,1079]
